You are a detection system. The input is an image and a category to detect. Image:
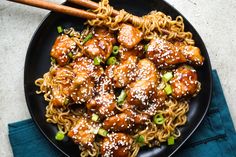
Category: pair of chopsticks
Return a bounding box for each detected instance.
[7,0,172,36]
[7,0,118,19]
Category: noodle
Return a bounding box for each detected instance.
[35,0,203,156]
[88,0,195,45]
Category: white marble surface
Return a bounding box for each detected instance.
[0,0,236,156]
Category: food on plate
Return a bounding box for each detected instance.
[35,0,204,156]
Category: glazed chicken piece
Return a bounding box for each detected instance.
[86,93,117,119]
[146,38,186,68]
[126,80,164,116]
[95,74,113,94]
[119,45,145,61]
[180,45,204,65]
[83,28,116,61]
[136,58,159,82]
[170,65,199,98]
[146,38,204,68]
[126,59,158,109]
[117,24,143,49]
[127,80,156,109]
[94,27,116,44]
[50,66,74,107]
[103,112,134,132]
[71,57,103,80]
[101,133,133,157]
[68,118,98,148]
[126,59,165,115]
[50,34,76,66]
[103,109,149,132]
[105,65,115,79]
[113,55,138,88]
[70,57,103,103]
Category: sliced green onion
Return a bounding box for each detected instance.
[69,31,74,37]
[82,33,93,44]
[64,98,69,105]
[106,56,117,65]
[112,46,119,55]
[55,131,65,141]
[144,44,148,52]
[153,114,165,125]
[94,56,102,65]
[117,90,127,105]
[167,136,175,145]
[98,128,108,137]
[50,57,56,64]
[68,52,73,59]
[57,26,63,34]
[91,113,99,122]
[164,84,172,95]
[136,135,145,143]
[162,72,173,82]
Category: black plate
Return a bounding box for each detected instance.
[24,0,212,156]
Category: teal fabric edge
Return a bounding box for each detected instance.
[8,119,64,157]
[212,70,236,156]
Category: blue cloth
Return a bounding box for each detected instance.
[8,70,236,157]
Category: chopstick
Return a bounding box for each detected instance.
[8,0,173,36]
[7,0,97,19]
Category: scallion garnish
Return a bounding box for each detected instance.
[57,26,63,34]
[167,136,175,145]
[144,44,148,52]
[50,57,56,64]
[94,56,102,65]
[162,72,173,82]
[63,98,69,105]
[153,113,165,125]
[112,46,119,55]
[55,131,65,141]
[136,135,145,143]
[117,90,127,105]
[106,56,117,65]
[82,33,93,45]
[164,84,172,95]
[98,128,108,137]
[68,52,73,59]
[91,113,99,122]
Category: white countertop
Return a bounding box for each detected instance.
[0,0,236,156]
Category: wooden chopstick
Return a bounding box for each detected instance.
[7,0,97,19]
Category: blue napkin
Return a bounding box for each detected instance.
[8,70,236,157]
